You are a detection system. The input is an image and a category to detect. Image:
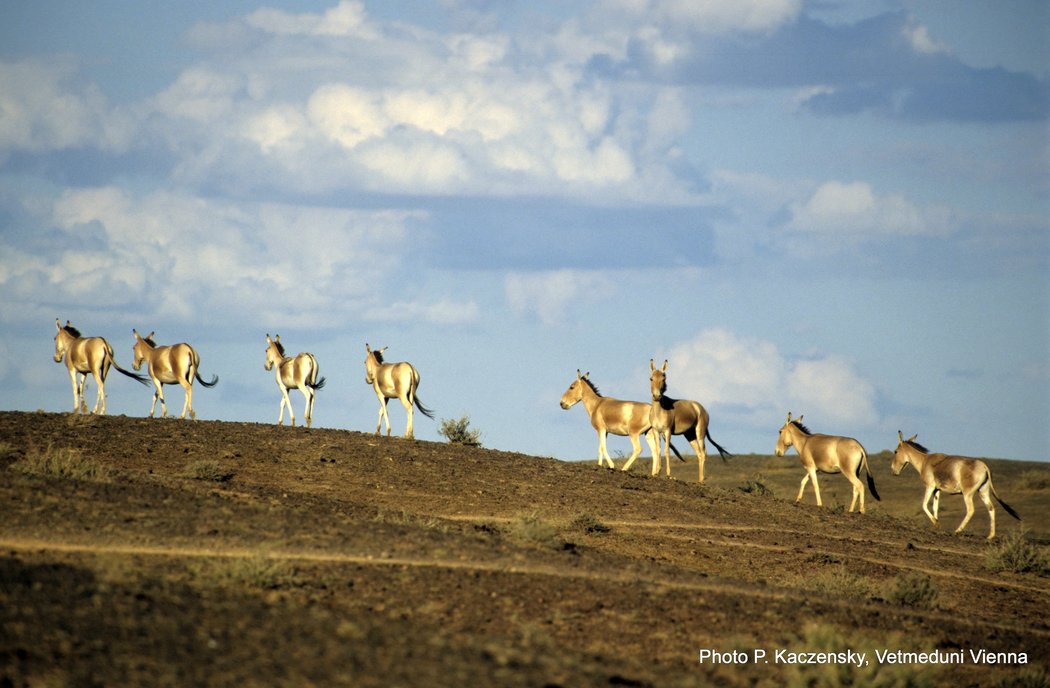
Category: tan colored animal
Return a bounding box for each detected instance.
[53,319,148,415]
[649,359,731,482]
[891,431,1020,539]
[560,370,659,472]
[364,344,434,439]
[774,412,880,513]
[265,334,326,427]
[132,329,218,419]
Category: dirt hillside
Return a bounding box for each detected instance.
[1,412,1047,687]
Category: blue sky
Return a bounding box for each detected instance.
[1,1,1047,461]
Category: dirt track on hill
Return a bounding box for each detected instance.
[1,412,1047,687]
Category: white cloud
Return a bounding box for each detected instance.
[246,0,376,38]
[903,21,949,56]
[36,187,439,326]
[505,270,615,326]
[0,59,132,153]
[663,328,878,428]
[787,180,954,237]
[786,357,877,424]
[154,67,242,123]
[599,0,802,34]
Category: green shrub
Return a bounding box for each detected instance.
[889,572,939,609]
[438,415,483,447]
[507,512,564,549]
[185,460,234,482]
[791,566,874,600]
[985,529,1050,576]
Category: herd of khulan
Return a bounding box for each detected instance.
[51,318,1021,539]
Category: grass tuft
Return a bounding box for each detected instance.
[790,566,874,600]
[184,460,234,482]
[568,513,611,534]
[985,528,1050,576]
[188,556,299,589]
[506,512,566,549]
[11,443,113,482]
[888,572,939,609]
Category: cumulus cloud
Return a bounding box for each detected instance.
[0,59,132,154]
[0,186,457,327]
[662,328,878,428]
[505,270,615,326]
[787,180,954,237]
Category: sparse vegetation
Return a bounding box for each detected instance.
[568,513,611,534]
[783,623,938,688]
[790,566,875,600]
[11,443,113,482]
[889,572,939,609]
[438,415,483,447]
[188,555,299,589]
[985,529,1050,576]
[739,473,774,497]
[185,459,234,482]
[374,508,450,533]
[506,512,565,549]
[1018,469,1050,491]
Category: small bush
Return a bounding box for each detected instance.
[791,566,874,600]
[189,556,298,589]
[568,513,611,534]
[11,443,113,482]
[889,572,939,609]
[374,508,449,533]
[185,460,234,482]
[985,529,1050,576]
[507,512,564,549]
[738,473,774,497]
[438,415,483,447]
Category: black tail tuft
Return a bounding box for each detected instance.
[311,376,327,391]
[866,470,881,501]
[414,396,435,420]
[997,494,1022,521]
[114,364,150,387]
[196,373,219,388]
[668,441,685,462]
[706,430,732,462]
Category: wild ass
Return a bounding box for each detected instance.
[53,319,148,415]
[265,334,326,427]
[891,431,1020,539]
[364,344,434,439]
[132,329,218,419]
[560,370,660,472]
[649,359,731,482]
[774,412,880,513]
